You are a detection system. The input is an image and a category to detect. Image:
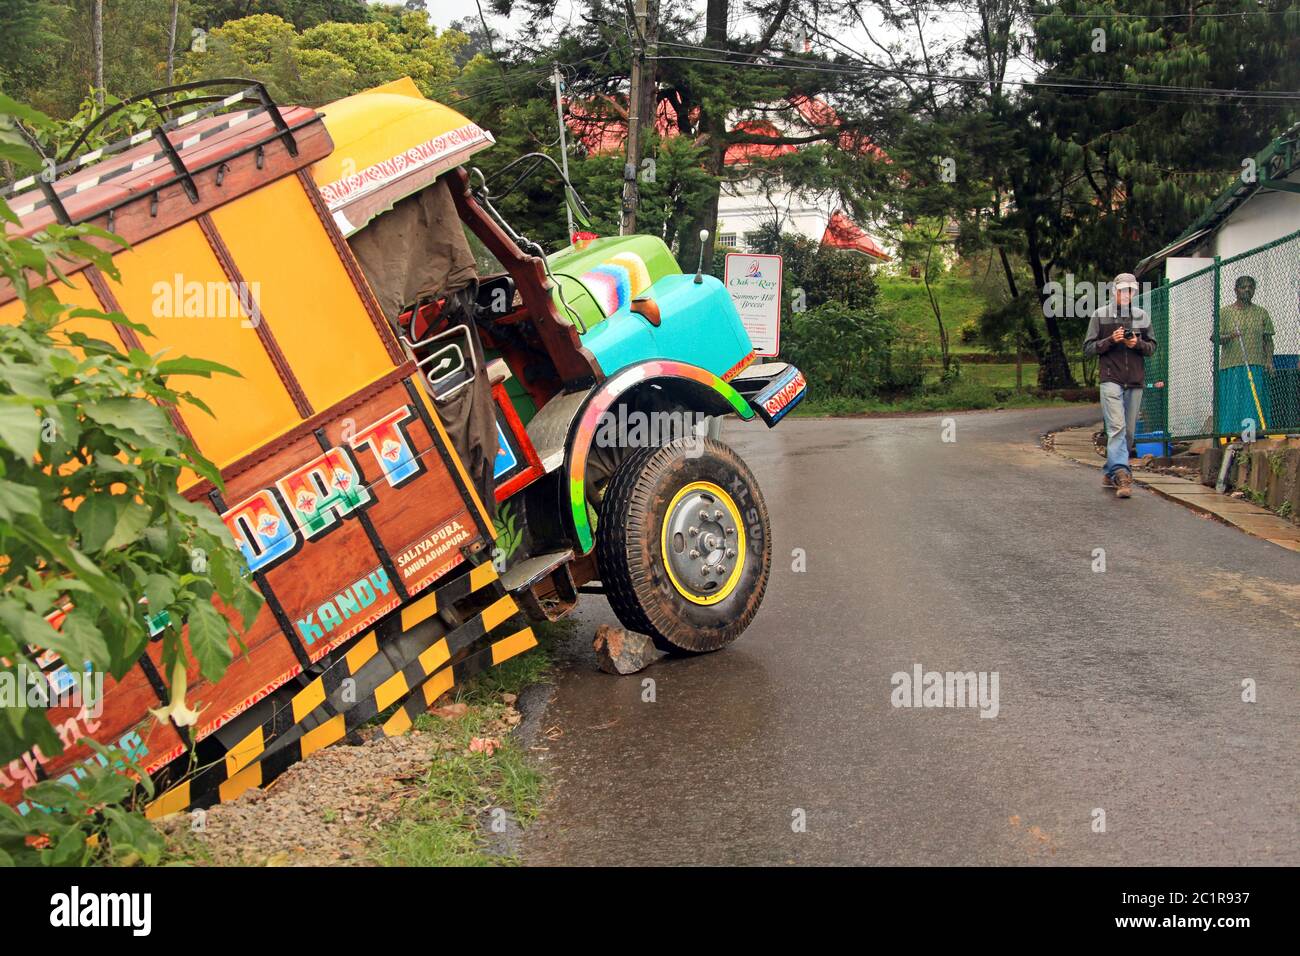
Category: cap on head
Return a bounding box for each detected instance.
[1113,273,1139,292]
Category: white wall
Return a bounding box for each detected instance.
[1211,170,1300,259]
[715,178,833,249]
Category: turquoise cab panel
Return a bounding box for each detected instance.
[579,274,752,379]
[547,234,754,379]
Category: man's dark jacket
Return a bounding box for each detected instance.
[1083,303,1158,387]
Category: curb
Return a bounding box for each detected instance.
[1047,423,1300,553]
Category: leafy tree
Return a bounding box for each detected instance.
[187,0,371,30]
[0,1,70,102]
[490,0,890,268]
[179,10,469,105]
[747,222,881,314]
[2,0,191,119]
[781,300,927,398]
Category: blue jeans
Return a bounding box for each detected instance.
[1100,382,1142,478]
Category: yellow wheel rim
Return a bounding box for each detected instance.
[660,480,747,606]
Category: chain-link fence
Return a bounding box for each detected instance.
[1136,227,1300,443]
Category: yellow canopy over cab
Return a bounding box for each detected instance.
[311,77,495,237]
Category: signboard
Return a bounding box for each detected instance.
[724,252,783,357]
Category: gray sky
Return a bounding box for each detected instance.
[420,1,575,32]
[417,2,1036,86]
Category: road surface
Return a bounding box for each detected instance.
[520,408,1300,865]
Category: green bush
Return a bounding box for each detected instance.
[780,301,929,399]
[745,224,880,314]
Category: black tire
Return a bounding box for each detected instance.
[595,436,771,653]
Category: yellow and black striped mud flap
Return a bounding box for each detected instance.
[145,561,503,819]
[205,597,527,807]
[379,625,538,738]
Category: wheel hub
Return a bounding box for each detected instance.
[661,482,745,604]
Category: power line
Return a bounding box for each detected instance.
[646,41,1300,102]
[436,49,617,108]
[899,3,1298,18]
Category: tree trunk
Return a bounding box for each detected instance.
[677,0,728,271]
[638,0,659,148]
[92,0,105,107]
[166,0,180,87]
[678,136,724,271]
[997,246,1018,299]
[923,234,949,374]
[1025,225,1076,390]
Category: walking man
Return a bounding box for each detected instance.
[1083,273,1158,499]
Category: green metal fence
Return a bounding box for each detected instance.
[1136,227,1300,443]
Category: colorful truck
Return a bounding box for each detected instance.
[0,77,806,817]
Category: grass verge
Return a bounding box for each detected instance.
[156,617,568,867]
[370,618,570,867]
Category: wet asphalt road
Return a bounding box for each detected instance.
[519,408,1300,865]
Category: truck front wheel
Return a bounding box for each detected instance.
[595,436,771,653]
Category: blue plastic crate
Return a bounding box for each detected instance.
[1135,429,1168,458]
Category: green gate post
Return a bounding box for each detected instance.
[1212,256,1221,440]
[1159,280,1169,447]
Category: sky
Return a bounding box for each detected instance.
[417,1,1036,86]
[421,1,576,32]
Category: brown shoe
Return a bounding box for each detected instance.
[1115,472,1132,498]
[1101,472,1114,488]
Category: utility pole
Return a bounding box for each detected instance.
[552,65,575,239]
[621,0,653,236]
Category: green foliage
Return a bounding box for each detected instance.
[976,293,1044,358]
[0,0,70,103]
[730,228,919,400]
[781,301,928,400]
[748,225,881,315]
[0,97,262,773]
[188,0,372,31]
[178,10,469,106]
[877,275,989,346]
[793,383,1072,417]
[35,91,161,165]
[0,744,163,866]
[4,0,190,119]
[1029,0,1299,275]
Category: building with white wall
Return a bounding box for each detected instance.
[570,95,890,261]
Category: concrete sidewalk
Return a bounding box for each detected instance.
[1049,423,1300,553]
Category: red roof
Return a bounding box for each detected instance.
[822,211,889,260]
[724,119,798,164]
[567,95,884,166]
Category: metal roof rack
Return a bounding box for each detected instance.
[1,79,301,226]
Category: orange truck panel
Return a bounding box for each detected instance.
[1,84,501,817]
